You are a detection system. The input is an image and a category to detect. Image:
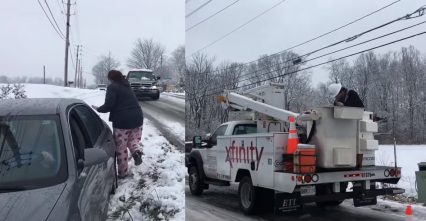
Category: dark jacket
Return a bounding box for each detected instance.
[97,79,143,129]
[344,90,364,108]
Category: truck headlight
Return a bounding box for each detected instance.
[151,85,157,89]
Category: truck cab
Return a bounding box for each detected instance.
[126,69,161,100]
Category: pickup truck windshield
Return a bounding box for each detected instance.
[0,115,67,190]
[128,71,155,81]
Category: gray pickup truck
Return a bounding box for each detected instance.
[127,69,161,100]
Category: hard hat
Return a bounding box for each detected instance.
[328,83,342,97]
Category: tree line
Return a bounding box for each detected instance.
[185,45,426,144]
[92,38,185,88]
[0,76,64,85]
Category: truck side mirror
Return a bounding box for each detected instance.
[193,136,202,148]
[156,76,161,80]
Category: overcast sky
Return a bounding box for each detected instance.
[0,0,184,85]
[186,0,426,87]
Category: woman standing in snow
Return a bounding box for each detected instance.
[93,70,144,179]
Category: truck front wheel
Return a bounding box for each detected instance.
[152,92,160,100]
[238,176,260,214]
[188,165,203,195]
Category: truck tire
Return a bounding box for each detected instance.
[238,176,260,214]
[188,165,204,195]
[152,92,160,100]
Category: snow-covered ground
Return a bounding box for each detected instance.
[21,84,185,220]
[376,145,426,197]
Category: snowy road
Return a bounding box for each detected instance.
[139,93,185,151]
[185,182,425,221]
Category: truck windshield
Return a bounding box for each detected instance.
[0,115,67,191]
[128,71,155,81]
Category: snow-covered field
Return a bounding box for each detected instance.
[20,84,185,220]
[376,145,426,197]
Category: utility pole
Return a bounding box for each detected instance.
[63,0,71,87]
[74,45,80,88]
[79,60,83,88]
[43,65,46,84]
[78,46,83,88]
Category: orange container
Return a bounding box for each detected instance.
[293,144,316,174]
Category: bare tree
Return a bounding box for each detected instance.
[92,52,120,85]
[399,46,423,141]
[352,51,379,108]
[245,51,310,111]
[171,46,186,87]
[127,38,166,71]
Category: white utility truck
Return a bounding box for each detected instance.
[186,83,404,214]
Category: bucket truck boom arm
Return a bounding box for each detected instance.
[222,91,299,123]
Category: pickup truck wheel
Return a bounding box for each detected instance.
[238,176,259,214]
[152,92,160,100]
[188,165,203,195]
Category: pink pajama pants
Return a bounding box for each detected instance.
[113,126,142,176]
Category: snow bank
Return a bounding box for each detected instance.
[23,84,185,220]
[376,145,426,197]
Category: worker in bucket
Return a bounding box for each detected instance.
[92,70,144,179]
[328,83,364,108]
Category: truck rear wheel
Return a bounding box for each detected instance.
[238,176,260,214]
[188,165,203,195]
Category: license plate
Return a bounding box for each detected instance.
[300,185,316,196]
[392,189,405,194]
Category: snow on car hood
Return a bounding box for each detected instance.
[0,183,66,221]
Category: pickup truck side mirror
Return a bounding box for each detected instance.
[156,76,161,80]
[83,148,108,168]
[193,136,202,148]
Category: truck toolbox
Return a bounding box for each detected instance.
[293,144,316,174]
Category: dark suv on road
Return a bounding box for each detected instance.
[127,69,161,100]
[0,98,117,221]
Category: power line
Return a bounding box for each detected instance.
[37,0,64,40]
[69,46,76,72]
[191,2,421,77]
[196,20,426,96]
[268,0,402,59]
[191,0,287,55]
[186,0,213,18]
[186,0,240,32]
[188,30,426,101]
[44,0,65,38]
[73,2,81,43]
[232,19,426,87]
